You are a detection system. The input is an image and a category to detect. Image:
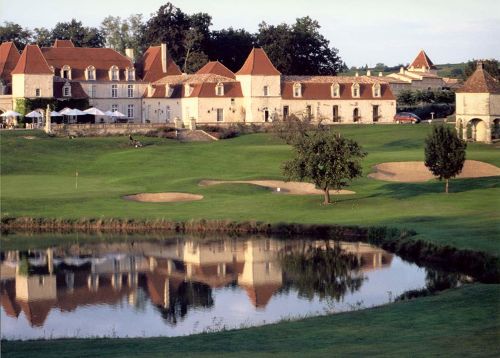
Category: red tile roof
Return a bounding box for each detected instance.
[456,65,500,94]
[53,79,89,99]
[236,48,281,76]
[281,78,395,100]
[409,50,436,70]
[41,47,133,81]
[12,44,53,75]
[196,61,235,79]
[141,46,182,82]
[53,39,75,48]
[0,42,21,82]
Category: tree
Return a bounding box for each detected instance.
[207,28,255,72]
[256,17,346,75]
[32,27,52,47]
[283,128,366,204]
[424,125,467,193]
[397,90,416,106]
[101,14,144,57]
[0,21,32,49]
[463,59,499,80]
[51,19,104,47]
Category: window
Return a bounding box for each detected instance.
[127,104,134,118]
[216,82,224,96]
[283,105,289,119]
[216,108,223,122]
[110,65,119,81]
[63,84,71,97]
[293,83,302,98]
[333,105,339,122]
[61,65,71,79]
[373,105,379,122]
[111,104,118,113]
[166,106,171,121]
[306,105,312,118]
[230,98,235,106]
[331,83,340,98]
[352,83,360,98]
[166,85,174,97]
[35,88,41,97]
[89,84,96,98]
[373,83,381,98]
[127,85,134,98]
[86,66,95,80]
[111,84,118,98]
[263,86,269,96]
[126,68,135,81]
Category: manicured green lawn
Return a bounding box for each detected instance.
[2,284,499,357]
[1,125,499,254]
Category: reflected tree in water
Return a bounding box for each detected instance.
[279,242,365,301]
[156,281,214,325]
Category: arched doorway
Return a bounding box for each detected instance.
[263,107,270,122]
[493,118,500,140]
[353,108,359,122]
[468,118,488,142]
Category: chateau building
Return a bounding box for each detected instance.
[0,40,397,125]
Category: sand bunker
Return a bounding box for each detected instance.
[369,160,500,183]
[199,180,355,195]
[123,192,203,203]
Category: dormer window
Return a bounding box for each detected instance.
[185,83,193,97]
[109,65,119,81]
[372,83,381,98]
[63,82,71,97]
[165,84,174,97]
[216,82,224,96]
[61,65,71,80]
[293,83,302,98]
[86,66,96,81]
[263,86,269,96]
[352,83,360,98]
[126,67,135,81]
[331,83,340,98]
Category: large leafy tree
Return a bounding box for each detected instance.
[142,2,211,73]
[32,27,52,47]
[207,28,255,72]
[464,59,499,80]
[283,127,366,204]
[101,14,144,57]
[51,19,104,47]
[0,21,32,49]
[257,17,346,75]
[424,125,467,193]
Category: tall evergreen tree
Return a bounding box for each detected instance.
[424,125,467,193]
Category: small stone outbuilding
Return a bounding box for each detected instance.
[455,62,500,143]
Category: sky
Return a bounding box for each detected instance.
[1,0,499,67]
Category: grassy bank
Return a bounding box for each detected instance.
[2,284,499,357]
[1,125,499,254]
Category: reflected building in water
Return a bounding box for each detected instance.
[0,238,392,327]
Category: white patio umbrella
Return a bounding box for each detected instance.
[0,110,22,117]
[104,110,115,117]
[58,107,73,115]
[25,110,43,118]
[112,110,126,117]
[63,108,87,116]
[50,111,62,117]
[84,107,106,116]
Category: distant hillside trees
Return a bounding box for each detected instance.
[464,59,499,80]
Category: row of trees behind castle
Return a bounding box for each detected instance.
[0,2,346,75]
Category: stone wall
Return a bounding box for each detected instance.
[50,123,175,136]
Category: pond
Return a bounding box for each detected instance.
[0,235,468,340]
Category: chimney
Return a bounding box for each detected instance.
[379,72,383,77]
[125,48,135,62]
[367,70,371,76]
[400,67,404,74]
[161,43,167,73]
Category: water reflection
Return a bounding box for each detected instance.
[0,237,462,339]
